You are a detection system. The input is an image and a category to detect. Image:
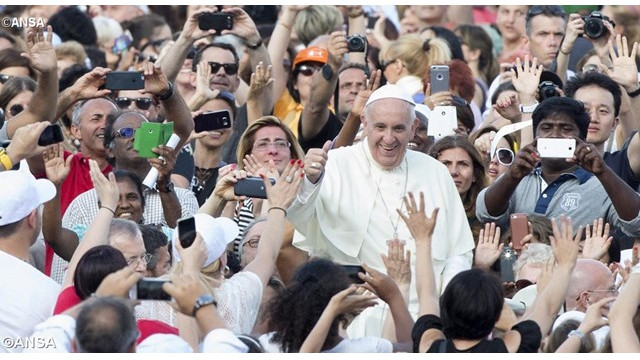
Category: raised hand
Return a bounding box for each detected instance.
[195,60,220,101]
[69,67,112,100]
[509,142,539,181]
[397,192,439,244]
[603,34,639,92]
[180,7,219,42]
[351,69,381,117]
[247,62,274,102]
[510,55,543,105]
[493,91,522,122]
[474,222,503,268]
[174,232,208,274]
[22,25,56,74]
[581,218,612,261]
[89,159,119,212]
[95,266,141,298]
[148,145,177,185]
[141,62,170,97]
[5,122,48,164]
[213,168,248,201]
[243,154,278,179]
[579,296,615,333]
[220,7,261,45]
[561,13,584,54]
[327,30,348,70]
[264,159,304,210]
[381,239,411,286]
[359,263,401,304]
[325,285,378,319]
[304,140,331,184]
[549,215,583,268]
[43,143,72,186]
[568,137,607,175]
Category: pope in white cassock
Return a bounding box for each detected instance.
[287,84,475,338]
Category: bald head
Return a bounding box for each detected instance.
[565,259,613,312]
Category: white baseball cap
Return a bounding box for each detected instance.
[172,214,239,268]
[0,170,56,226]
[365,84,416,108]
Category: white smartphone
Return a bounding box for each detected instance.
[427,106,457,140]
[537,138,576,158]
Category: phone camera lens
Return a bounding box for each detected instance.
[436,74,443,80]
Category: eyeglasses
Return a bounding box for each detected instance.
[526,5,566,20]
[296,64,321,77]
[126,253,152,267]
[115,97,154,111]
[253,139,291,152]
[114,127,136,139]
[8,104,24,116]
[208,61,239,75]
[586,288,618,296]
[242,237,260,249]
[0,74,13,84]
[494,148,515,166]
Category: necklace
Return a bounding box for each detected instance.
[361,142,409,240]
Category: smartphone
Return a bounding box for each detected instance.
[38,124,64,146]
[134,278,171,301]
[342,265,365,284]
[112,31,133,54]
[134,122,163,158]
[198,12,234,32]
[500,246,517,283]
[194,110,232,133]
[234,177,276,199]
[429,65,450,94]
[510,213,528,251]
[105,71,144,91]
[427,106,457,140]
[178,217,196,249]
[537,138,576,158]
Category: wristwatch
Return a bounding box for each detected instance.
[155,181,174,193]
[321,64,334,81]
[192,294,217,317]
[156,82,174,101]
[519,101,539,114]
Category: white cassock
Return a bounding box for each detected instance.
[288,140,475,338]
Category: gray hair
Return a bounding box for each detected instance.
[513,243,553,276]
[364,99,416,125]
[238,217,267,261]
[108,219,142,246]
[75,296,138,353]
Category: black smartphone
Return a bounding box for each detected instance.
[430,65,450,94]
[198,12,234,32]
[38,124,64,146]
[105,71,144,90]
[194,110,232,133]
[342,265,365,284]
[234,177,276,199]
[135,278,171,300]
[500,246,517,283]
[178,217,196,249]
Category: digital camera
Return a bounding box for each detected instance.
[582,11,614,39]
[346,34,366,52]
[538,81,559,101]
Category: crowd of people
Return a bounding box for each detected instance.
[2,4,640,353]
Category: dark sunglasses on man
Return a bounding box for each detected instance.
[208,61,238,75]
[115,97,154,111]
[295,64,322,77]
[8,104,24,117]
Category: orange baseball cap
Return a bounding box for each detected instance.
[292,46,328,68]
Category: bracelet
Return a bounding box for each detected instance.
[100,206,116,215]
[348,12,364,18]
[156,82,174,101]
[246,38,263,50]
[268,207,287,217]
[627,86,640,98]
[0,148,13,170]
[568,329,586,344]
[559,47,571,55]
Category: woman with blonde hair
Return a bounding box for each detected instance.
[379,34,451,101]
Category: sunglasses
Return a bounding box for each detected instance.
[8,104,23,116]
[526,5,566,20]
[114,127,135,138]
[0,74,13,84]
[208,61,238,75]
[296,64,321,77]
[494,148,515,166]
[115,97,154,110]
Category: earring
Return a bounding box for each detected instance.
[222,265,230,277]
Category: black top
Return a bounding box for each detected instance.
[297,111,342,153]
[412,314,541,353]
[173,145,194,184]
[191,163,225,207]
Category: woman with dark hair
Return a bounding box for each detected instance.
[0,76,36,121]
[469,125,517,184]
[402,192,580,353]
[429,135,486,239]
[0,48,35,91]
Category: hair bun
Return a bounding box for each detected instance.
[423,39,431,52]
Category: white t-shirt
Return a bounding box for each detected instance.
[0,249,60,353]
[258,332,393,353]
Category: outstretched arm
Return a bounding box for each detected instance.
[609,272,640,352]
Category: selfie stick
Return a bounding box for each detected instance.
[143,133,180,189]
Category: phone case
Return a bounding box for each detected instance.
[430,65,450,94]
[194,110,232,133]
[500,247,517,283]
[38,124,64,146]
[135,278,171,300]
[510,213,528,251]
[234,177,275,199]
[198,13,233,31]
[537,138,576,158]
[133,122,174,158]
[178,217,196,249]
[427,105,457,140]
[105,71,144,91]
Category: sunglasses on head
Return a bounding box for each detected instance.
[296,64,321,77]
[115,97,154,110]
[208,61,238,75]
[8,104,24,116]
[527,5,566,20]
[114,127,135,139]
[0,74,13,84]
[495,148,515,166]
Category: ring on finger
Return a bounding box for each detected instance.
[285,176,293,183]
[311,162,319,169]
[161,158,167,166]
[586,146,591,152]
